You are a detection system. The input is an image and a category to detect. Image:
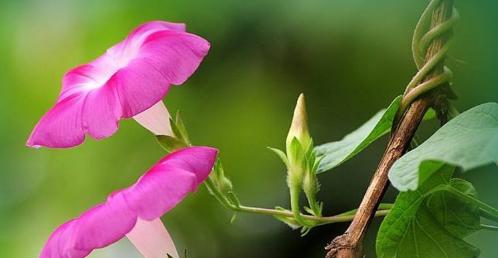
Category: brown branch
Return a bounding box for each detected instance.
[324,1,454,257]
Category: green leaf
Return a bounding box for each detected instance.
[315,96,402,173]
[376,166,480,258]
[426,178,481,238]
[389,103,498,191]
[156,135,187,153]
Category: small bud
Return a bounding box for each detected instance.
[285,94,312,185]
[302,167,322,217]
[210,159,240,207]
[303,171,318,198]
[286,93,312,153]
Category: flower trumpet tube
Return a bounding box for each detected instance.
[39,146,218,258]
[27,21,210,148]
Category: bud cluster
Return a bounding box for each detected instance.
[270,94,323,234]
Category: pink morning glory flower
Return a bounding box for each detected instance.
[27,21,210,148]
[40,146,218,258]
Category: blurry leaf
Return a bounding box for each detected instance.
[389,103,498,191]
[156,135,187,153]
[423,108,437,121]
[315,96,401,173]
[376,166,480,258]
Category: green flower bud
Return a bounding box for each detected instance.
[286,93,312,153]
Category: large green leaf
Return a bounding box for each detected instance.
[426,178,481,238]
[315,96,402,173]
[389,103,498,191]
[376,166,480,258]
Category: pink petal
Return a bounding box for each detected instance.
[109,58,172,118]
[81,84,122,139]
[27,21,210,148]
[27,94,85,148]
[126,218,179,258]
[121,167,198,220]
[120,146,217,219]
[112,30,209,117]
[123,21,186,52]
[40,147,218,258]
[139,30,210,85]
[73,194,136,251]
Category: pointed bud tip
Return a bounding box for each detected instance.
[286,93,311,150]
[297,93,305,105]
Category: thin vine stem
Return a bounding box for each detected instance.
[206,173,391,226]
[399,0,459,116]
[234,205,390,226]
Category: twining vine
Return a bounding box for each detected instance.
[326,0,459,257]
[400,0,459,119]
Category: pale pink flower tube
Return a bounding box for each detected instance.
[40,146,218,258]
[27,21,210,148]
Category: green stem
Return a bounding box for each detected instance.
[205,177,233,209]
[289,183,307,225]
[205,179,391,226]
[401,67,453,112]
[233,205,390,225]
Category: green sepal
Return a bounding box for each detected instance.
[174,111,191,145]
[304,201,323,217]
[267,147,289,167]
[156,135,188,153]
[289,137,305,164]
[273,206,300,230]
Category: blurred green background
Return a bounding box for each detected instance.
[1,0,497,257]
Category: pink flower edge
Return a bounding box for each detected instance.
[40,146,218,258]
[27,21,210,148]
